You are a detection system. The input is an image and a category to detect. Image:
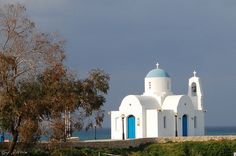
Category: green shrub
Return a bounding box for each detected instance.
[142,144,165,156]
[51,148,95,156]
[28,148,50,156]
[6,139,236,156]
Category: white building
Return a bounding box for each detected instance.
[111,63,205,139]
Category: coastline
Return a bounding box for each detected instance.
[71,126,236,141]
[2,134,236,155]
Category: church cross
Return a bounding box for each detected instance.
[156,62,159,68]
[193,70,197,77]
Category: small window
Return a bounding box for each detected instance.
[194,116,197,128]
[163,116,166,128]
[191,83,197,96]
[149,82,151,89]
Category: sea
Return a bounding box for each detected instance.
[2,127,236,141]
[73,126,236,141]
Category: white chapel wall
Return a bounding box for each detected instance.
[146,109,158,137]
[177,96,195,136]
[158,110,175,137]
[194,110,205,136]
[111,111,122,139]
[119,95,144,139]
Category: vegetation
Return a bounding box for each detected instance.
[1,140,235,156]
[0,3,110,155]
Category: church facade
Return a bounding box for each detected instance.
[111,63,205,139]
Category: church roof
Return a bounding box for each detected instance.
[162,95,183,112]
[120,95,161,110]
[146,63,170,78]
[146,68,170,78]
[135,95,161,109]
[162,95,193,112]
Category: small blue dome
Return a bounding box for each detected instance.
[146,68,170,78]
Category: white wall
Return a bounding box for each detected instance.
[146,109,158,137]
[111,95,164,140]
[176,96,195,136]
[194,110,205,136]
[111,111,122,140]
[158,110,175,137]
[118,95,144,139]
[144,77,172,96]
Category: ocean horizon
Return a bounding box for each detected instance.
[2,126,236,141]
[73,126,236,141]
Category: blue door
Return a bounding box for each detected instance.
[128,115,135,139]
[182,114,188,136]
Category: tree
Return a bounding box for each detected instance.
[0,4,110,155]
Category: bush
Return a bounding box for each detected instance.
[51,147,99,156]
[126,140,236,156]
[5,139,236,156]
[28,148,50,156]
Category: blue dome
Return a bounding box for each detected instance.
[146,68,170,78]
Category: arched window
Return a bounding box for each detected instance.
[163,116,166,128]
[194,116,197,128]
[191,82,197,96]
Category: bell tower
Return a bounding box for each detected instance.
[188,71,203,110]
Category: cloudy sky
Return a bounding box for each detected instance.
[2,0,236,127]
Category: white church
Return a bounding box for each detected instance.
[111,63,205,139]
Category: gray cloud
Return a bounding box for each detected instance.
[1,0,236,127]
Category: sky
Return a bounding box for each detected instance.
[1,0,236,127]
